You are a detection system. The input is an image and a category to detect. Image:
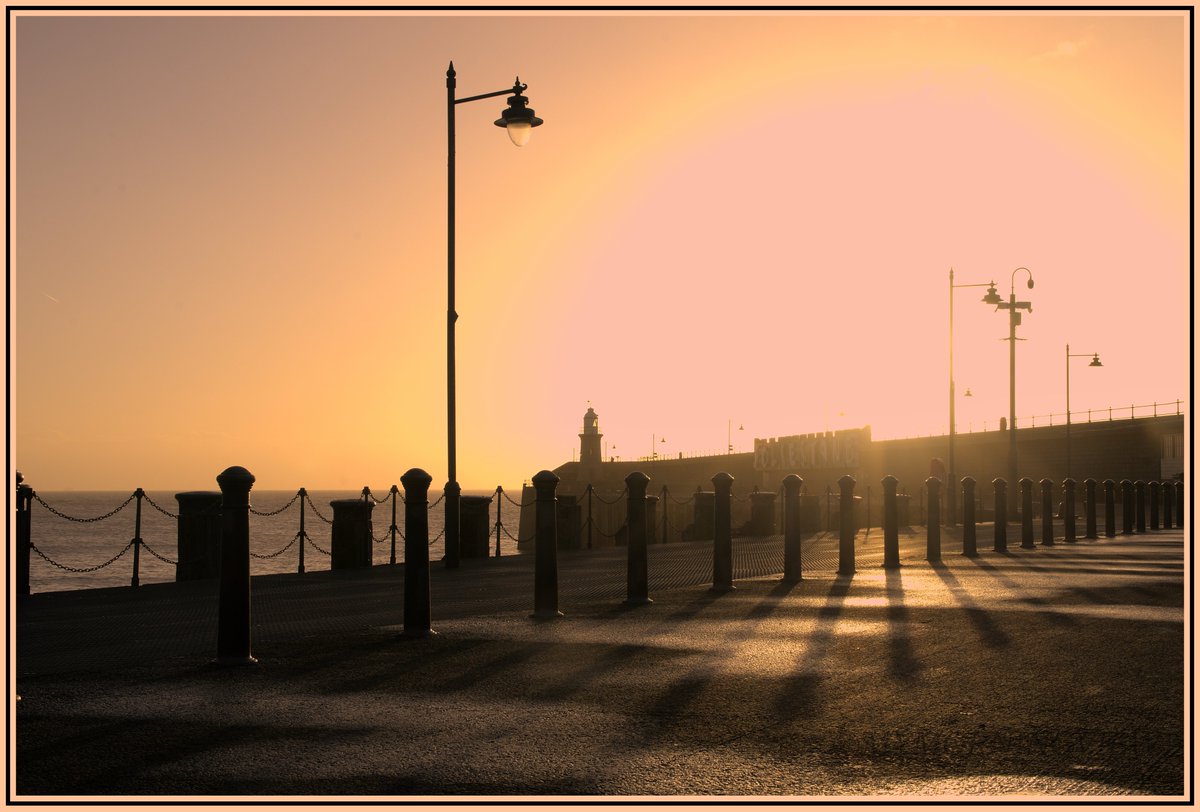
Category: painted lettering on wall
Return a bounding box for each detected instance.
[754,428,868,471]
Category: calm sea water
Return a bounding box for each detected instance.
[25,489,529,595]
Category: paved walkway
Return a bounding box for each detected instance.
[14,527,1187,800]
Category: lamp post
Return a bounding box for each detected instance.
[727,420,744,454]
[1066,345,1102,481]
[445,62,543,568]
[948,268,998,526]
[651,435,665,460]
[983,268,1033,517]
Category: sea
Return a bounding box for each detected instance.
[24,488,529,595]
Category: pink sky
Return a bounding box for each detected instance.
[10,10,1190,490]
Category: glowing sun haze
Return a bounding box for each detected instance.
[11,10,1190,490]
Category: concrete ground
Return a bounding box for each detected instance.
[13,526,1188,801]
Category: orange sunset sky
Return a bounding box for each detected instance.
[10,9,1191,491]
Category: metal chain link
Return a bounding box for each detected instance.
[429,528,446,546]
[428,493,445,509]
[250,491,301,517]
[664,492,693,505]
[499,524,535,544]
[591,487,628,506]
[33,492,135,523]
[303,492,333,525]
[365,489,395,506]
[141,493,180,519]
[500,489,533,508]
[306,534,331,556]
[372,526,394,544]
[250,533,301,559]
[30,541,133,573]
[140,541,178,566]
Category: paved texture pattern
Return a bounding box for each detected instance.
[14,528,1187,800]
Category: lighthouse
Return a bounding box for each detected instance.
[579,406,603,467]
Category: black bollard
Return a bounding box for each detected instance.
[644,494,659,546]
[531,470,563,619]
[1163,479,1174,530]
[1040,478,1054,546]
[961,477,977,557]
[1063,479,1077,543]
[625,472,653,605]
[1175,480,1184,527]
[925,476,941,562]
[838,475,856,575]
[1084,479,1098,539]
[1121,480,1134,535]
[16,472,31,600]
[400,468,435,638]
[992,478,1007,553]
[783,475,804,582]
[1019,478,1034,549]
[175,491,222,581]
[1134,480,1146,533]
[882,475,900,568]
[1149,481,1160,530]
[1103,479,1116,538]
[443,480,461,569]
[711,472,735,592]
[216,466,256,666]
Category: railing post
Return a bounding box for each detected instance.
[495,486,504,557]
[625,471,652,605]
[400,468,434,638]
[925,476,941,562]
[992,478,1007,553]
[298,488,307,573]
[661,485,669,545]
[16,472,31,600]
[1084,478,1098,539]
[882,475,900,569]
[1163,479,1175,530]
[1103,479,1116,538]
[131,488,144,588]
[712,472,735,592]
[783,475,804,582]
[1149,481,1161,530]
[1134,480,1146,533]
[389,485,399,564]
[838,475,857,575]
[1175,480,1184,527]
[216,466,256,666]
[1019,478,1034,549]
[532,470,563,619]
[1063,479,1077,543]
[1040,478,1054,546]
[961,476,976,557]
[585,484,593,550]
[1121,480,1134,535]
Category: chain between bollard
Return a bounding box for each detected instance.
[30,540,134,573]
[140,541,179,566]
[302,492,334,524]
[305,533,332,557]
[141,493,180,519]
[33,491,136,523]
[250,490,301,517]
[250,533,302,559]
[499,489,533,508]
[591,487,628,506]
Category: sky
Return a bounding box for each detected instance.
[9,9,1191,491]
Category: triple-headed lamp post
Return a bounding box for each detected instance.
[445,63,543,567]
[982,268,1033,516]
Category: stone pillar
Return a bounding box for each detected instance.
[1149,481,1161,530]
[1019,478,1035,549]
[838,475,856,575]
[992,478,1007,553]
[925,476,941,563]
[330,499,374,569]
[1163,479,1174,530]
[532,470,563,619]
[625,472,652,606]
[1063,479,1076,544]
[692,491,715,541]
[748,491,777,536]
[1040,478,1054,546]
[1121,480,1134,535]
[644,494,659,547]
[711,472,734,592]
[882,475,900,569]
[401,468,434,638]
[1084,478,1098,539]
[175,491,222,581]
[216,466,256,666]
[460,495,494,558]
[16,472,31,600]
[1134,480,1146,533]
[1103,479,1116,538]
[783,475,803,582]
[961,477,977,557]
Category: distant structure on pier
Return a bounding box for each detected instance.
[579,407,602,468]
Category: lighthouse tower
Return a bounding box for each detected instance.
[579,406,603,466]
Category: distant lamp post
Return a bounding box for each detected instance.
[727,420,744,454]
[652,435,666,460]
[948,268,999,526]
[1066,345,1102,481]
[444,63,543,568]
[984,268,1033,516]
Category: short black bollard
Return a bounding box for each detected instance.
[838,475,856,575]
[961,476,977,557]
[1149,481,1161,530]
[175,491,222,581]
[1163,480,1174,530]
[882,475,900,568]
[644,494,659,546]
[1063,479,1077,544]
[216,466,257,666]
[783,475,804,582]
[400,468,435,638]
[1175,480,1184,527]
[531,470,563,619]
[1121,480,1134,535]
[16,472,32,600]
[1019,478,1034,549]
[992,478,1008,553]
[1134,480,1146,533]
[925,476,941,562]
[1084,478,1098,539]
[330,498,374,569]
[625,472,653,605]
[711,472,735,592]
[1103,479,1116,538]
[1040,478,1054,546]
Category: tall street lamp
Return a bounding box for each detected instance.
[948,268,998,526]
[1065,345,1102,481]
[983,268,1033,516]
[727,420,744,454]
[445,62,543,568]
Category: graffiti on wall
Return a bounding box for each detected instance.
[754,428,869,471]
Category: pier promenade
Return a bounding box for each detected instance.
[14,526,1186,799]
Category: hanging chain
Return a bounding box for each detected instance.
[591,487,628,506]
[500,489,534,508]
[140,541,178,566]
[428,528,446,546]
[30,541,133,573]
[250,533,301,559]
[499,524,535,544]
[141,493,180,519]
[364,489,394,506]
[250,491,301,517]
[428,493,445,509]
[33,492,135,523]
[303,492,333,525]
[306,534,332,556]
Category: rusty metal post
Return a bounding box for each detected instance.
[712,472,735,592]
[961,476,977,557]
[216,466,257,666]
[882,475,900,569]
[400,468,435,638]
[1019,478,1034,549]
[532,470,563,619]
[925,476,941,562]
[992,478,1007,553]
[838,475,856,575]
[783,475,804,582]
